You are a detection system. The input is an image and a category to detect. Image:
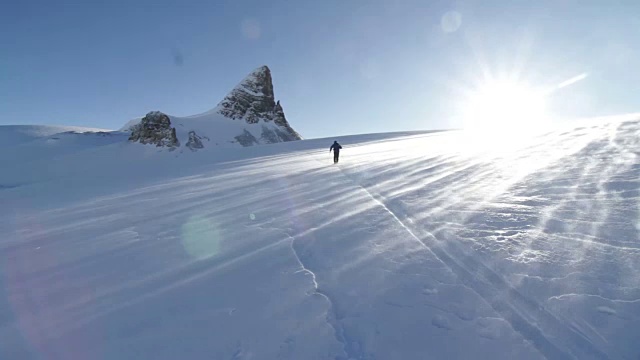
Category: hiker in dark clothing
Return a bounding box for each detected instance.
[330,141,342,163]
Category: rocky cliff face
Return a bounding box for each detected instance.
[217,66,276,124]
[126,66,301,150]
[128,111,179,148]
[272,100,301,141]
[215,66,302,142]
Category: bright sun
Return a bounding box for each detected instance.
[463,81,549,135]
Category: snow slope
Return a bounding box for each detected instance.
[122,109,299,149]
[172,111,294,148]
[1,118,639,359]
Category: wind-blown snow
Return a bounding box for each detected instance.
[1,118,639,359]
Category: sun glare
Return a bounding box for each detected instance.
[463,81,549,136]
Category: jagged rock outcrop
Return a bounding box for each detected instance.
[217,66,275,123]
[216,66,302,142]
[128,111,179,148]
[125,66,301,150]
[272,100,301,141]
[186,131,204,150]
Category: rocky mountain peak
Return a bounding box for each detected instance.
[215,66,277,124]
[126,66,301,150]
[214,66,302,142]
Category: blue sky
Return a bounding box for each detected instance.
[2,0,639,138]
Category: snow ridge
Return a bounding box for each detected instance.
[285,231,354,360]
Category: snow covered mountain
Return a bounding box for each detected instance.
[1,116,639,359]
[125,66,302,150]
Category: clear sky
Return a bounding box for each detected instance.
[2,0,639,138]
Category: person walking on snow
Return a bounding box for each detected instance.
[330,141,342,163]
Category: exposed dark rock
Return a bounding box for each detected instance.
[186,131,204,150]
[129,111,179,148]
[260,126,280,144]
[124,66,301,151]
[274,127,299,142]
[272,100,302,140]
[217,66,275,123]
[234,129,259,147]
[217,66,302,143]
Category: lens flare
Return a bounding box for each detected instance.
[240,18,261,40]
[441,11,462,33]
[181,215,221,260]
[556,73,588,90]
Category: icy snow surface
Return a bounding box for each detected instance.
[1,118,639,359]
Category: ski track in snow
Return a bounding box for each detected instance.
[1,118,639,359]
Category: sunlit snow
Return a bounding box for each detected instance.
[1,118,639,359]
